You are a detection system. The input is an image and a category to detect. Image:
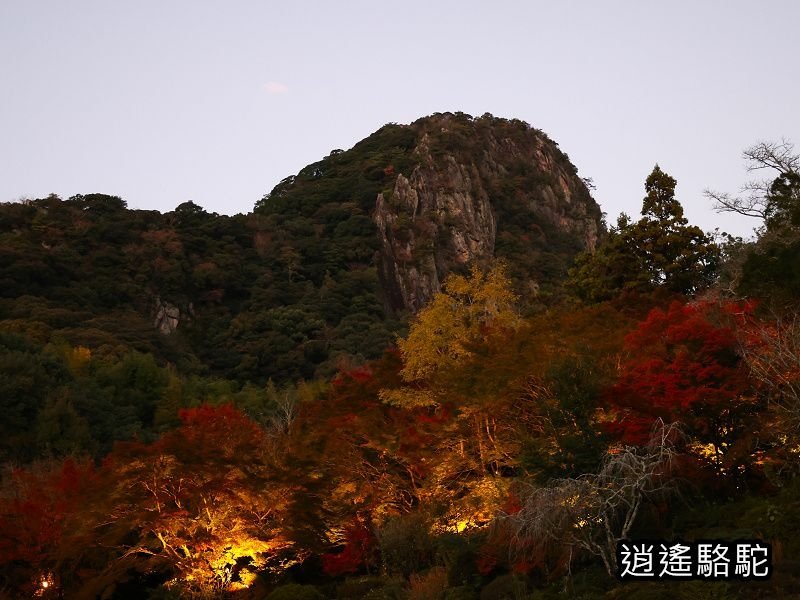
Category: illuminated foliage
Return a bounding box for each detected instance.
[77,405,292,597]
[381,264,518,408]
[607,300,762,476]
[290,353,424,527]
[0,458,95,597]
[740,314,800,466]
[322,518,376,576]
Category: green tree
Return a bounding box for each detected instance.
[520,356,608,482]
[637,165,719,292]
[767,170,800,228]
[568,165,719,301]
[36,396,92,457]
[566,213,650,302]
[0,332,71,461]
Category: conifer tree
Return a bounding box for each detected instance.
[568,165,719,301]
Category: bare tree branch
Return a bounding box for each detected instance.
[741,313,800,435]
[504,420,683,577]
[744,139,800,175]
[704,189,769,220]
[706,139,798,221]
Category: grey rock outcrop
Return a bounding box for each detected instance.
[372,114,601,312]
[153,296,180,334]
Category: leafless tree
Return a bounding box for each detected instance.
[505,420,682,577]
[705,139,798,222]
[268,389,297,435]
[741,313,800,436]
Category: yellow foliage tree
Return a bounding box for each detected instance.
[380,264,519,408]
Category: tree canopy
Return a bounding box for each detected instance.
[568,165,719,301]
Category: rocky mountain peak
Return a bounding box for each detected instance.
[369,112,602,311]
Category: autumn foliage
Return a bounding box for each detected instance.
[322,518,376,576]
[0,261,797,596]
[606,300,763,479]
[0,458,95,595]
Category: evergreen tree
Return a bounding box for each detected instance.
[568,165,719,301]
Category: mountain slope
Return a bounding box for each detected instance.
[0,112,603,383]
[256,112,602,312]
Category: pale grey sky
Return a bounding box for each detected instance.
[1,1,798,238]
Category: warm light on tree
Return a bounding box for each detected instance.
[381,263,519,408]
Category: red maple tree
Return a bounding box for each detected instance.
[606,300,760,475]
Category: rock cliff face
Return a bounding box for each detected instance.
[371,113,602,312]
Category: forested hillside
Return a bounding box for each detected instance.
[1,119,800,599]
[0,113,600,462]
[0,113,600,384]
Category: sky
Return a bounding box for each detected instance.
[1,1,798,239]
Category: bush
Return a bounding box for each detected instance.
[377,513,436,577]
[265,583,324,600]
[444,585,480,600]
[409,566,448,600]
[336,576,406,599]
[479,573,527,600]
[435,532,482,587]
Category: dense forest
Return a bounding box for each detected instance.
[1,114,800,599]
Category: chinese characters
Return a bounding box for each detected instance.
[617,540,771,580]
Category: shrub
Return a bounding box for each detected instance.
[444,585,480,600]
[435,532,482,587]
[408,566,448,600]
[377,513,436,577]
[265,583,324,600]
[336,576,406,599]
[479,573,527,600]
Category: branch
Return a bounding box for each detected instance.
[707,139,798,221]
[741,313,800,433]
[704,189,768,219]
[744,139,799,175]
[506,420,681,576]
